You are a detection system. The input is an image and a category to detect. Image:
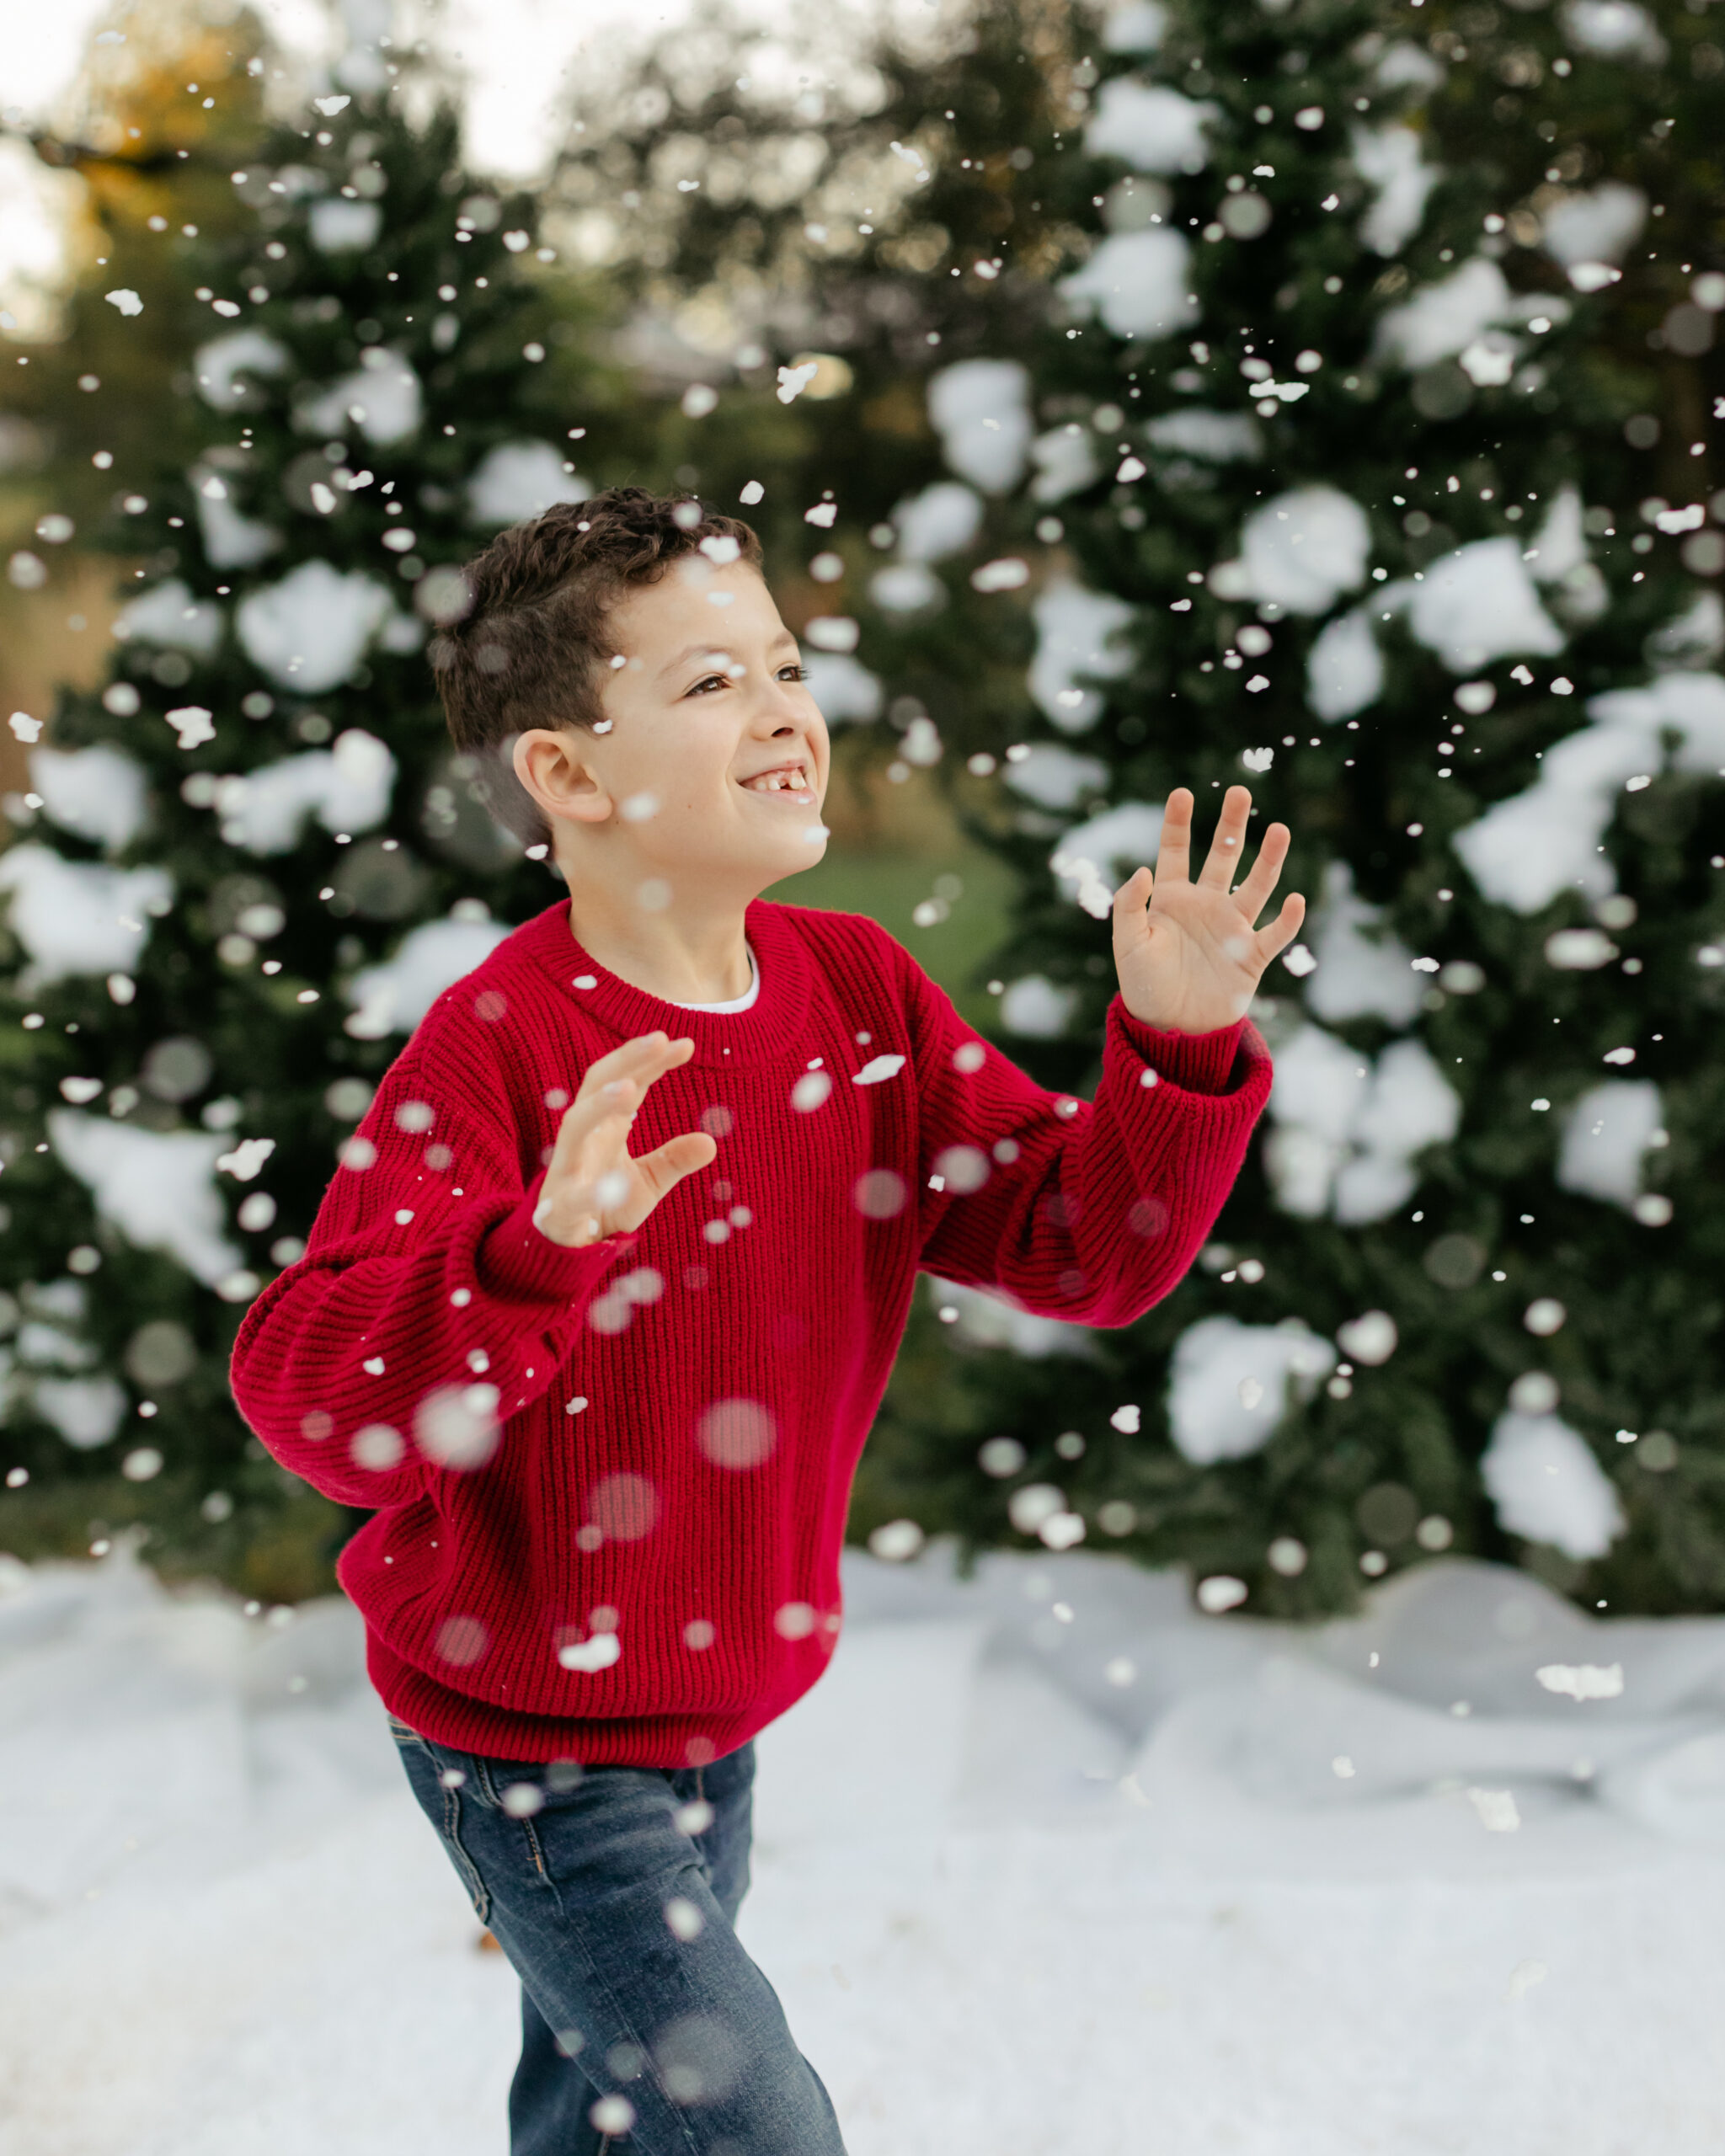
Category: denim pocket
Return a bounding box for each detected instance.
[438,1773,492,1926]
[397,1726,494,1927]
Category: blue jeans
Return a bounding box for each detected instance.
[390,1718,847,2155]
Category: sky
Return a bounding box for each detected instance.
[0,0,701,328]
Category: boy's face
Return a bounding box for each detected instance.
[524,558,831,899]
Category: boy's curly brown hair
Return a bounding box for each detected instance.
[429,487,762,848]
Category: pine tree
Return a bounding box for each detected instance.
[0,19,637,1597]
[841,0,1725,1615]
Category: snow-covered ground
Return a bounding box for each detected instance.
[3,1537,1725,2155]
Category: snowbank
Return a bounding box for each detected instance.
[3,1541,1723,2153]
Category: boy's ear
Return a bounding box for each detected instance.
[512,728,611,828]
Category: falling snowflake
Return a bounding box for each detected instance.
[776,362,819,404]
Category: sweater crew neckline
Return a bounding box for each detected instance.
[516,897,813,1067]
[665,938,759,1013]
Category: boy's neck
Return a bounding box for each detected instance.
[560,884,757,1006]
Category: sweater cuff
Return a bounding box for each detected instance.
[1111,1000,1249,1095]
[475,1176,638,1305]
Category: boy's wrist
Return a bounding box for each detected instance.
[479,1183,635,1301]
[532,1195,606,1248]
[1113,1000,1248,1096]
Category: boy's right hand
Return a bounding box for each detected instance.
[531,1032,718,1249]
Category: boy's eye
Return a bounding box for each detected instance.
[686,663,807,696]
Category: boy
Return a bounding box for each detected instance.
[230,487,1304,2154]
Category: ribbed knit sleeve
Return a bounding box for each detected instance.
[887,942,1272,1327]
[229,1025,638,1511]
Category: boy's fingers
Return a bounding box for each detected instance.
[1196,785,1254,889]
[1231,821,1291,923]
[629,1131,718,1207]
[1253,891,1307,963]
[553,1037,705,1163]
[577,1031,665,1082]
[550,1080,639,1173]
[1111,864,1153,920]
[537,1036,712,1241]
[574,1031,692,1097]
[1154,788,1195,884]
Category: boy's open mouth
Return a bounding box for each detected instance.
[738,759,816,804]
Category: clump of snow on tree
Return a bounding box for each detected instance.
[869,563,945,615]
[47,1113,244,1289]
[1559,0,1668,64]
[32,1375,130,1449]
[191,462,282,570]
[1143,408,1263,462]
[997,975,1080,1038]
[1454,671,1725,911]
[1301,862,1425,1027]
[1102,0,1167,52]
[1167,1315,1337,1463]
[1082,79,1216,173]
[1058,228,1199,342]
[1557,1080,1664,1209]
[466,441,590,525]
[1050,802,1165,917]
[927,360,1032,493]
[213,730,397,854]
[924,1274,1100,1360]
[1371,257,1569,372]
[192,328,289,411]
[1210,486,1371,615]
[1350,125,1440,256]
[1264,1026,1461,1222]
[343,917,514,1038]
[1383,539,1565,673]
[892,481,983,562]
[308,197,382,253]
[1001,744,1108,811]
[1306,606,1384,720]
[294,346,423,446]
[0,849,170,986]
[1480,1411,1626,1559]
[1541,181,1648,274]
[28,745,147,852]
[113,579,223,655]
[1028,579,1135,731]
[1028,424,1101,503]
[235,561,398,693]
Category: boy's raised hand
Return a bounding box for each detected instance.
[532,1032,717,1248]
[1111,784,1306,1035]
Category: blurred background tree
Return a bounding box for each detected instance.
[826,0,1725,1617]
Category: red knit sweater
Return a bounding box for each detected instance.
[230,897,1272,1766]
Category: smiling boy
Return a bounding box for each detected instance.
[230,487,1304,2155]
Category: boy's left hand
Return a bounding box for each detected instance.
[1111,784,1306,1035]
